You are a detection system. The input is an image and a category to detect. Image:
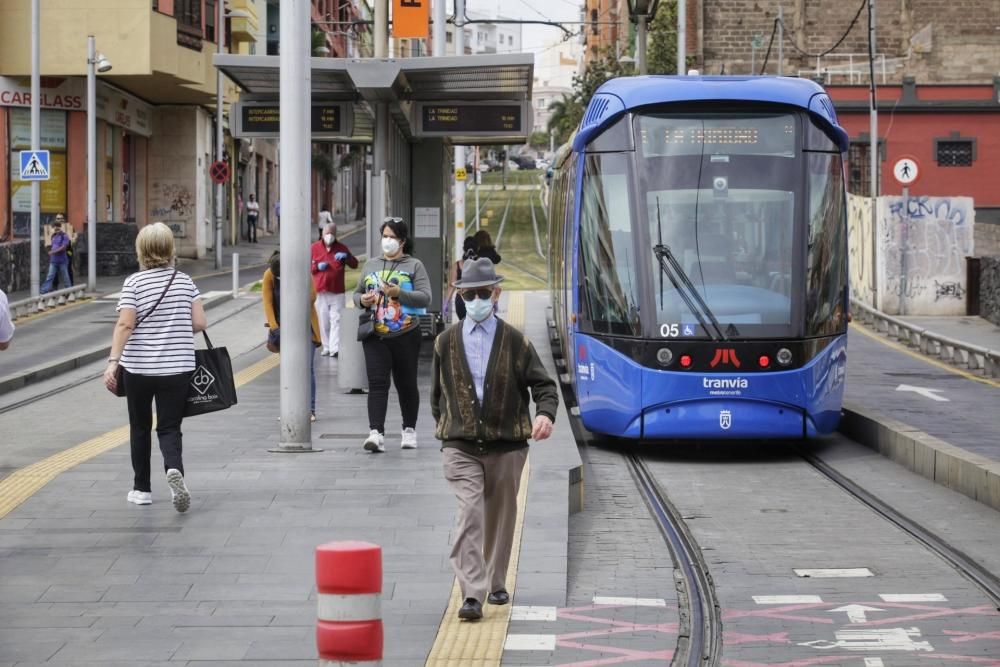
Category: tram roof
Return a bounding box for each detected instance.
[575,75,848,151]
[214,54,534,143]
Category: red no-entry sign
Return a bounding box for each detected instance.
[210,160,230,184]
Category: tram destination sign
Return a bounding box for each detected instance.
[232,101,354,139]
[414,101,529,140]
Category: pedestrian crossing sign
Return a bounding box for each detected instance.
[19,150,50,181]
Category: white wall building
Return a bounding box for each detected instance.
[532,39,582,135]
[444,11,522,56]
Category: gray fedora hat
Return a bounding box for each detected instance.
[453,257,504,288]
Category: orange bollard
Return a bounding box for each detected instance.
[316,541,383,666]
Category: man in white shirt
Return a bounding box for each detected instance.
[0,288,15,350]
[245,193,260,243]
[317,205,333,241]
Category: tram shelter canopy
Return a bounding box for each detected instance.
[213,53,535,145]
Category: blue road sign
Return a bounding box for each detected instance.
[19,150,50,181]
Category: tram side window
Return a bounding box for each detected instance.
[805,153,848,336]
[578,154,640,335]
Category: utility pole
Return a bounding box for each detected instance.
[677,0,685,75]
[868,0,880,309]
[432,0,445,56]
[453,0,467,265]
[777,5,784,76]
[275,0,314,451]
[215,0,224,270]
[30,0,40,298]
[637,16,648,75]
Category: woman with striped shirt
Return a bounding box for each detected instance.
[103,222,207,512]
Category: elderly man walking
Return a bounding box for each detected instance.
[311,222,358,357]
[431,257,558,621]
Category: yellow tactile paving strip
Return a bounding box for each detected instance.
[850,322,1000,389]
[0,353,279,520]
[424,289,528,667]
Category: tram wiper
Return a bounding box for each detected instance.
[654,197,727,341]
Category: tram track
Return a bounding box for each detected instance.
[0,298,263,416]
[800,448,1000,610]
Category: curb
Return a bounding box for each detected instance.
[0,292,236,397]
[840,401,1000,512]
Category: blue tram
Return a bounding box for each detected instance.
[548,76,850,439]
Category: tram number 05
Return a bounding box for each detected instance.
[660,323,680,338]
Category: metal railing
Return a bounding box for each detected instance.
[850,298,1000,379]
[8,284,90,321]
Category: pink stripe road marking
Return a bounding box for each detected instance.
[556,610,677,632]
[528,654,660,667]
[556,623,679,642]
[945,629,1000,643]
[861,604,997,627]
[724,631,791,646]
[722,656,858,667]
[556,640,672,662]
[918,654,1000,666]
[722,605,834,624]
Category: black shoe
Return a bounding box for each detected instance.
[332,352,338,358]
[487,589,510,605]
[458,598,483,620]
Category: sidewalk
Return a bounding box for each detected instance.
[0,290,582,666]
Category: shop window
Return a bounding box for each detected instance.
[935,138,974,167]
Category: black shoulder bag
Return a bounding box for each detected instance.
[112,268,178,397]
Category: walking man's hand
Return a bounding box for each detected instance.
[531,415,553,441]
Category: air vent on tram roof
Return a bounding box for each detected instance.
[575,93,627,150]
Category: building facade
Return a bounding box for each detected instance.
[582,0,631,65]
[532,40,583,135]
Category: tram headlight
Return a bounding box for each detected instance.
[656,347,674,366]
[776,347,793,366]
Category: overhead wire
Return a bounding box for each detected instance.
[778,0,867,59]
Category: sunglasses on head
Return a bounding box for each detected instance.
[460,288,494,302]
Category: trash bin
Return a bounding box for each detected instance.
[338,307,369,392]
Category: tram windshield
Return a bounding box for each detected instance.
[636,113,799,339]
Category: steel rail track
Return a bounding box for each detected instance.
[626,452,723,667]
[0,299,263,416]
[801,450,1000,610]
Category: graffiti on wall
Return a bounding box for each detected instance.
[846,194,873,306]
[150,182,194,220]
[879,195,975,316]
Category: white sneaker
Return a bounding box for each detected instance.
[321,348,331,356]
[401,427,418,449]
[166,469,190,513]
[127,490,152,505]
[363,429,385,453]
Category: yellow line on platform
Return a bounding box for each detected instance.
[424,288,527,667]
[850,322,1000,389]
[0,353,280,521]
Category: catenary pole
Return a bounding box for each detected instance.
[215,0,224,270]
[453,0,467,266]
[868,0,879,309]
[777,5,784,76]
[637,16,648,75]
[87,36,97,292]
[432,0,445,56]
[276,0,314,450]
[30,0,40,297]
[676,0,685,74]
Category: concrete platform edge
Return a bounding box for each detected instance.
[0,292,235,396]
[840,401,1000,512]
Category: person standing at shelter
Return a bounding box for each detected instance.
[473,230,502,265]
[353,217,431,452]
[444,237,479,322]
[311,222,358,357]
[262,250,322,421]
[0,288,14,350]
[40,216,72,294]
[431,258,557,621]
[245,193,260,243]
[103,222,207,512]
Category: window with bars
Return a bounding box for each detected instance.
[935,140,974,167]
[847,142,879,196]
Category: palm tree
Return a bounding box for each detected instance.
[547,96,577,146]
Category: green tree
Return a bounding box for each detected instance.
[528,131,550,149]
[646,3,680,75]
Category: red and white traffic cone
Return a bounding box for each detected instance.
[316,541,383,667]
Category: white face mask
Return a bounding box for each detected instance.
[465,297,494,322]
[323,234,335,245]
[381,237,401,256]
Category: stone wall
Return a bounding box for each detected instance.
[981,257,1000,327]
[974,218,1000,259]
[699,0,1000,83]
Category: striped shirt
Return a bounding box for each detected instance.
[116,268,200,376]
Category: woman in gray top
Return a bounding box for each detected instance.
[353,217,432,453]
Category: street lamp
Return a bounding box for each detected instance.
[87,36,111,293]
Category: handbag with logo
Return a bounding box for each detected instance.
[111,268,178,397]
[184,331,237,417]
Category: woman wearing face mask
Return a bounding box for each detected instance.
[352,217,432,452]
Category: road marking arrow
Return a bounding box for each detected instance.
[830,604,885,623]
[895,384,949,402]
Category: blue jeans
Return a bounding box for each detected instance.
[40,263,71,294]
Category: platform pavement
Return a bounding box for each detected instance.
[0,220,366,396]
[842,314,1000,511]
[0,290,582,666]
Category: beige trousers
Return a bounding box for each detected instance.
[442,447,528,604]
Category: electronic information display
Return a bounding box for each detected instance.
[233,102,353,139]
[414,101,528,139]
[639,114,796,157]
